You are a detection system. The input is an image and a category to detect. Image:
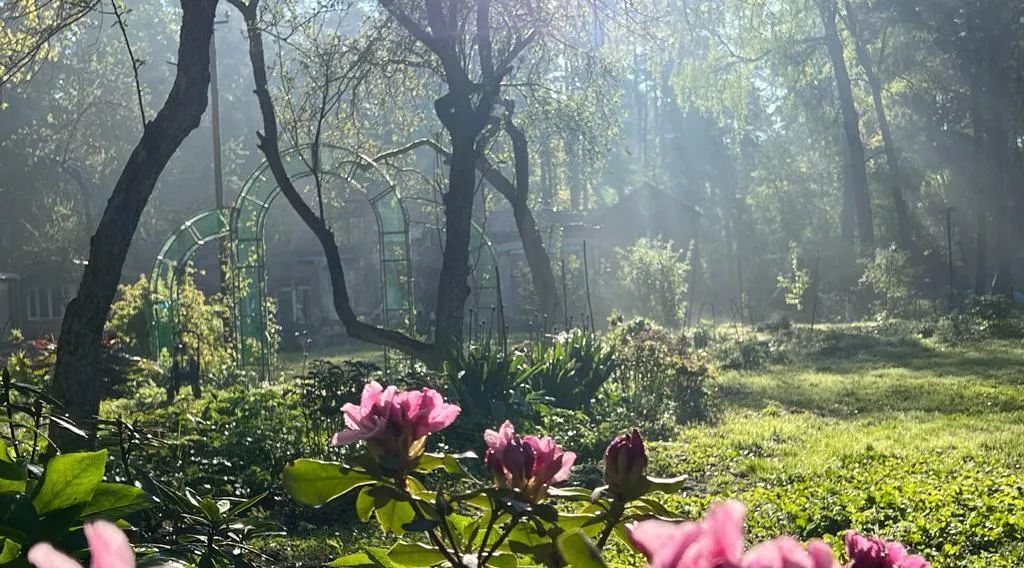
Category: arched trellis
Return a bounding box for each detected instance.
[232,145,414,376]
[403,196,500,318]
[148,208,231,362]
[147,145,414,377]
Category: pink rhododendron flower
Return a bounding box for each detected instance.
[331,381,460,467]
[845,532,930,568]
[629,501,838,568]
[743,537,839,568]
[484,420,576,501]
[28,521,135,568]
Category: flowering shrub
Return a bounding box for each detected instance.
[279,381,933,568]
[283,382,689,567]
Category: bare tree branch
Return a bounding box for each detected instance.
[108,0,146,127]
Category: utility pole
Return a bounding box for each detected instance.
[210,15,229,289]
[946,206,955,307]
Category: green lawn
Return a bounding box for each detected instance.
[641,336,1024,567]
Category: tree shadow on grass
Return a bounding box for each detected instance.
[720,331,1024,417]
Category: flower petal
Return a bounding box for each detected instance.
[84,521,135,568]
[28,543,83,568]
[807,540,838,568]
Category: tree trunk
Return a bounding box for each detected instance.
[819,0,874,258]
[985,18,1014,298]
[969,66,990,296]
[377,136,562,321]
[844,0,911,252]
[503,116,561,319]
[566,134,583,211]
[49,0,218,451]
[432,134,476,355]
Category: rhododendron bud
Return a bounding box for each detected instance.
[29,520,135,568]
[484,421,576,502]
[331,381,460,470]
[604,429,648,500]
[844,532,930,568]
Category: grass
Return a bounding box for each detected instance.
[641,334,1024,567]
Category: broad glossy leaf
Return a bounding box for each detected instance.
[0,457,27,495]
[327,549,396,567]
[556,530,607,568]
[82,483,153,520]
[283,460,375,507]
[643,476,688,495]
[32,450,106,516]
[375,499,416,535]
[356,486,375,522]
[415,452,477,476]
[386,542,446,567]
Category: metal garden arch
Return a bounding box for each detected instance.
[148,145,414,378]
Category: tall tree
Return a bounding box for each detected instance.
[818,0,874,258]
[843,0,911,253]
[49,0,219,450]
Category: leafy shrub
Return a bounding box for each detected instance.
[294,359,380,458]
[859,245,919,319]
[777,244,812,314]
[607,317,719,426]
[108,270,264,387]
[937,294,1023,342]
[148,481,280,567]
[282,382,690,568]
[709,336,791,371]
[526,328,617,410]
[613,238,691,327]
[439,341,545,450]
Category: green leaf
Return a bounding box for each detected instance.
[0,457,27,495]
[557,512,605,535]
[375,499,416,535]
[387,542,446,567]
[327,552,384,567]
[198,497,222,521]
[356,486,375,522]
[556,530,607,568]
[0,538,21,563]
[82,483,153,520]
[547,487,597,502]
[415,452,477,476]
[328,548,398,567]
[643,476,688,495]
[32,450,107,516]
[283,460,375,507]
[488,552,519,568]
